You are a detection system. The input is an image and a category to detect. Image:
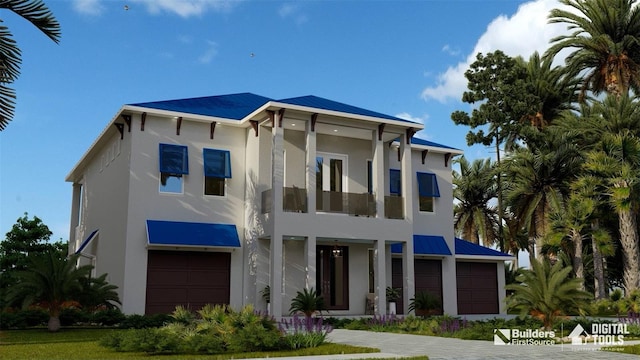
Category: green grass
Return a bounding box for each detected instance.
[0,328,380,360]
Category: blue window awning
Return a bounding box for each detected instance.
[159,144,189,175]
[417,172,440,197]
[75,229,99,255]
[391,235,452,256]
[203,148,231,178]
[146,220,240,248]
[389,169,401,195]
[455,238,512,257]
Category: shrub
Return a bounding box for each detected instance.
[91,308,126,326]
[278,315,333,349]
[119,313,170,329]
[59,308,90,326]
[289,288,325,318]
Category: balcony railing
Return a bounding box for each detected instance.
[316,191,376,217]
[261,188,403,219]
[384,196,404,219]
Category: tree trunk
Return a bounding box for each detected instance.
[592,221,606,299]
[48,316,61,332]
[571,230,584,291]
[619,209,640,293]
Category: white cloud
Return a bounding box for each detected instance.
[442,44,460,57]
[422,0,570,103]
[278,3,308,25]
[198,41,218,64]
[396,112,428,125]
[72,0,106,16]
[131,0,237,18]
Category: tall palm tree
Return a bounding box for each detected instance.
[7,251,92,332]
[546,0,640,99]
[506,258,592,330]
[584,130,640,293]
[503,129,583,259]
[0,0,60,130]
[517,51,580,130]
[453,156,498,247]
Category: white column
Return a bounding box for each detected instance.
[270,111,285,319]
[372,130,385,218]
[305,236,317,289]
[69,183,82,255]
[306,119,317,214]
[399,132,413,222]
[375,239,387,314]
[402,240,415,315]
[497,262,507,314]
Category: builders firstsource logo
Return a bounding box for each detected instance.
[494,328,555,345]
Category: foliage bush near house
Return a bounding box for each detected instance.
[408,291,441,316]
[289,288,325,318]
[101,304,332,355]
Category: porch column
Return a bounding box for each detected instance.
[399,132,413,222]
[497,262,507,314]
[402,240,415,315]
[69,183,82,256]
[305,236,317,290]
[374,239,387,314]
[306,118,317,214]
[372,129,385,218]
[270,110,286,319]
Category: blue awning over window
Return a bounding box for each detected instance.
[146,220,240,248]
[159,144,189,175]
[455,238,512,257]
[75,229,99,255]
[389,169,401,195]
[417,172,440,197]
[203,148,231,178]
[391,235,452,256]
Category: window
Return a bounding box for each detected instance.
[203,148,231,196]
[159,144,189,193]
[417,172,440,212]
[389,169,401,195]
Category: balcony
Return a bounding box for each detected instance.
[261,188,405,219]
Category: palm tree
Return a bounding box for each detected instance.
[506,258,592,330]
[289,288,324,318]
[0,0,60,130]
[503,129,583,259]
[546,0,640,99]
[584,130,640,293]
[76,273,121,312]
[453,156,498,247]
[7,251,92,331]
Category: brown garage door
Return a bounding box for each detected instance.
[392,258,443,315]
[146,250,231,314]
[456,262,498,314]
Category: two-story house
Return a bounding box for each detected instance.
[66,92,512,318]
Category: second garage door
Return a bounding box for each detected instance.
[146,250,231,314]
[392,258,443,315]
[456,261,498,314]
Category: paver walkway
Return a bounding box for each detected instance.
[239,329,640,359]
[326,329,640,359]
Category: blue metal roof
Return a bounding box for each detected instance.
[130,93,273,120]
[410,137,461,151]
[277,95,413,123]
[391,235,452,256]
[129,92,419,124]
[75,229,99,255]
[455,238,512,257]
[146,220,240,248]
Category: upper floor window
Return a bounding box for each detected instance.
[417,172,440,212]
[159,144,189,193]
[389,169,401,196]
[204,148,231,196]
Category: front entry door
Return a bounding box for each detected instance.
[317,245,349,310]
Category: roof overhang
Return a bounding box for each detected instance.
[146,220,241,250]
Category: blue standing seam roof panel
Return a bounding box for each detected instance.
[75,229,99,255]
[391,235,452,256]
[455,238,512,257]
[146,220,240,248]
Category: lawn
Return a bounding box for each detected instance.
[0,328,386,360]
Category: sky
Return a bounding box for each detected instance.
[0,0,573,245]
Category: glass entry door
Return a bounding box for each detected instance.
[316,153,348,212]
[317,245,349,310]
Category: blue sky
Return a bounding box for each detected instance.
[0,0,571,243]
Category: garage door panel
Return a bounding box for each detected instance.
[392,258,443,315]
[456,262,498,314]
[146,250,231,314]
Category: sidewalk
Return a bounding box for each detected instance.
[240,329,640,360]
